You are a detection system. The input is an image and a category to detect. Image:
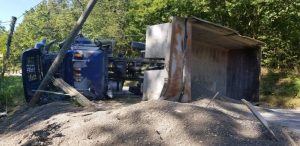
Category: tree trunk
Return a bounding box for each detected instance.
[1,16,17,78]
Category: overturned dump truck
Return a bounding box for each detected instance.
[143,16,263,102]
[22,36,164,103]
[22,16,263,103]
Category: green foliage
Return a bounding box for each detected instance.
[0,32,7,53]
[257,0,300,69]
[9,0,81,69]
[6,0,299,70]
[125,0,300,69]
[83,0,129,54]
[0,25,7,71]
[260,69,300,108]
[261,71,300,97]
[0,76,24,111]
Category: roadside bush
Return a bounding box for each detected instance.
[0,76,24,112]
[260,69,300,108]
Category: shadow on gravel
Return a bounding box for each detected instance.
[0,102,81,135]
[21,122,65,146]
[89,100,288,146]
[0,98,291,146]
[0,95,141,136]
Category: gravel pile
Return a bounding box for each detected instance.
[0,99,291,146]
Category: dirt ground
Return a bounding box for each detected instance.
[0,96,297,146]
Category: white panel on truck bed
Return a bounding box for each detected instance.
[145,23,172,59]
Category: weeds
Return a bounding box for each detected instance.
[0,76,25,112]
[1,69,299,112]
[260,68,300,108]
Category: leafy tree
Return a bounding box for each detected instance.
[10,0,80,67]
[7,0,300,70]
[0,26,7,71]
[0,26,7,54]
[125,0,300,69]
[82,0,129,54]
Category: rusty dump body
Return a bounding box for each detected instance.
[143,16,264,102]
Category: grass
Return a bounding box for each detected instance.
[0,68,299,113]
[0,76,25,113]
[260,68,300,108]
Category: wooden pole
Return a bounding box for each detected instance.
[206,92,219,108]
[29,0,98,106]
[52,78,94,107]
[1,16,17,78]
[241,99,279,141]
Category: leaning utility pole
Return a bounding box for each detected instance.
[29,0,98,106]
[1,16,17,78]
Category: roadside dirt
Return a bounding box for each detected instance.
[0,97,294,146]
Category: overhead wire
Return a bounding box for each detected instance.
[0,0,44,24]
[0,20,12,24]
[17,0,45,20]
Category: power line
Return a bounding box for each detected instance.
[0,0,44,30]
[1,0,85,24]
[0,0,44,24]
[0,23,11,26]
[0,21,12,24]
[17,0,45,20]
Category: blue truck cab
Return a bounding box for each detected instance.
[21,36,108,102]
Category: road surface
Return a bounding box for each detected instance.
[259,108,300,133]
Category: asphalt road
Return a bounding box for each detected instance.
[258,108,300,134]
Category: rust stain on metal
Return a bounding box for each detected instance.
[161,18,185,101]
[181,22,192,102]
[161,16,262,102]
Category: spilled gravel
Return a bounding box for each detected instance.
[0,98,293,146]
